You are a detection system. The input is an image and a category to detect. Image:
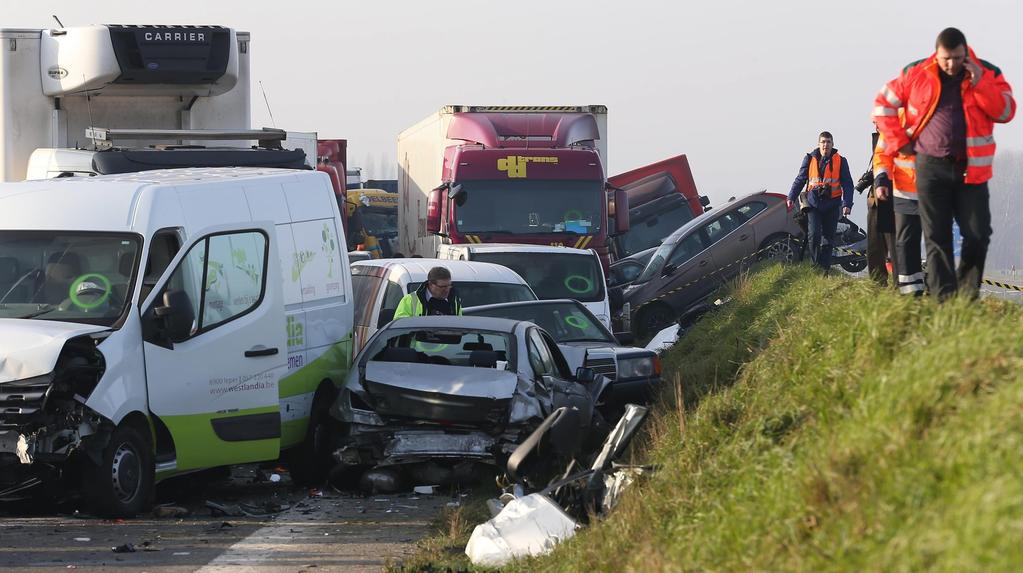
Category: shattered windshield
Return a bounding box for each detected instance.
[468,302,615,344]
[0,231,141,327]
[471,252,605,303]
[367,328,514,369]
[454,179,603,235]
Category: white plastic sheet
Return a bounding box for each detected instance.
[464,493,578,566]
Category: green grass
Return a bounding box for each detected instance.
[396,264,1023,572]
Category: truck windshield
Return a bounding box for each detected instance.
[454,179,603,235]
[362,210,398,237]
[406,281,536,307]
[472,252,605,303]
[0,232,141,327]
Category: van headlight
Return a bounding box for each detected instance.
[617,355,661,379]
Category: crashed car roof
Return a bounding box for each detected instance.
[386,314,525,333]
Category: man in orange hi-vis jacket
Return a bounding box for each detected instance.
[872,27,1015,300]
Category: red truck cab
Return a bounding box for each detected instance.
[424,110,629,271]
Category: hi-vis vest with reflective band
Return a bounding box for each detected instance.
[393,291,463,320]
[808,153,844,200]
[873,131,918,200]
[872,47,1015,184]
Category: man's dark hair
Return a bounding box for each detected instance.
[819,131,834,141]
[936,27,967,51]
[428,266,452,283]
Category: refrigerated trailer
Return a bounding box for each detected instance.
[0,24,259,182]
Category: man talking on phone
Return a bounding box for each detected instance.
[872,27,1015,300]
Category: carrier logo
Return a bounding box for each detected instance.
[497,155,559,178]
[142,31,208,43]
[47,67,68,80]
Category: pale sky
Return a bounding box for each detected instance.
[6,0,1022,219]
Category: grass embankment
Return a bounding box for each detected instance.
[396,264,1023,572]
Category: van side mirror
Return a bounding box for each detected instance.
[153,289,195,343]
[575,366,597,384]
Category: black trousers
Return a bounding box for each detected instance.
[915,154,992,300]
[866,193,897,286]
[894,205,924,296]
[806,202,841,270]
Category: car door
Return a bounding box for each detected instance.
[702,209,755,284]
[654,231,716,312]
[142,223,286,472]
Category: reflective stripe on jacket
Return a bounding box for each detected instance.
[873,131,918,200]
[809,153,844,200]
[872,47,1015,184]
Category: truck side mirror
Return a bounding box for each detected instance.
[427,186,444,235]
[699,195,711,208]
[613,188,630,236]
[153,289,195,344]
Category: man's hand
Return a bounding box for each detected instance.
[786,199,794,211]
[964,56,984,87]
[875,186,890,201]
[842,206,851,216]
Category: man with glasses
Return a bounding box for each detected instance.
[787,131,855,271]
[392,266,463,319]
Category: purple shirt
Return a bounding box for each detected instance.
[914,70,967,160]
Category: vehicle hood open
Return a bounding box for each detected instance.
[361,362,520,425]
[0,319,108,383]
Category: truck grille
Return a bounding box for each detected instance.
[585,357,617,381]
[0,379,50,430]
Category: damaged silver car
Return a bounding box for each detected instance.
[329,315,610,488]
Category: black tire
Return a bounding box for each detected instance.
[758,233,796,263]
[288,387,340,486]
[840,258,868,273]
[84,425,154,518]
[634,303,675,339]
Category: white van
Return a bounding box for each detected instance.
[436,243,612,329]
[0,168,353,516]
[350,259,537,354]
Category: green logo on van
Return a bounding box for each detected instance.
[321,223,337,278]
[287,315,304,348]
[292,250,316,282]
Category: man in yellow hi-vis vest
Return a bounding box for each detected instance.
[392,266,463,320]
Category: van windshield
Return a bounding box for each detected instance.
[471,252,605,303]
[406,282,536,307]
[0,231,141,327]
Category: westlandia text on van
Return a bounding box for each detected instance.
[0,168,354,516]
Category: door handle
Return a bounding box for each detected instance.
[699,260,709,267]
[245,346,279,358]
[739,234,749,241]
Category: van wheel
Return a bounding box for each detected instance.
[289,388,339,486]
[84,425,154,517]
[634,303,675,339]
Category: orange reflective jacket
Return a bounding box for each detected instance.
[808,153,844,199]
[873,132,918,199]
[872,47,1015,184]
